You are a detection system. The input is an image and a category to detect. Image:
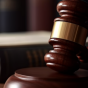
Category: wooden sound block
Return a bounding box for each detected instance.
[4,67,88,88]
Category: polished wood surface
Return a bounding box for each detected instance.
[3,67,88,88]
[44,38,82,73]
[44,0,88,73]
[56,0,88,28]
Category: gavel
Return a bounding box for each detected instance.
[3,1,88,88]
[44,0,88,73]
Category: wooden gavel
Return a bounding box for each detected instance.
[44,0,88,73]
[3,1,88,88]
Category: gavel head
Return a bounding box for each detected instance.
[44,0,88,73]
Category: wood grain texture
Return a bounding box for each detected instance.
[3,67,88,88]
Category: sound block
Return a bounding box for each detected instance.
[4,67,88,88]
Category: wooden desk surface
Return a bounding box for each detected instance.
[0,84,4,88]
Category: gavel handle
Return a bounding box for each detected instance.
[77,47,88,63]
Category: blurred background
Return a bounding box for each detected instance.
[0,0,88,32]
[0,0,63,83]
[0,0,88,33]
[0,0,61,32]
